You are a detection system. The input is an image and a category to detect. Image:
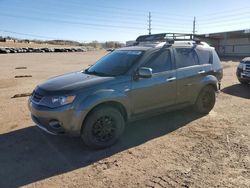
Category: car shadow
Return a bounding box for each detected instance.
[0,109,203,187]
[222,84,250,99]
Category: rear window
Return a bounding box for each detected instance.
[212,50,221,65]
[195,48,213,64]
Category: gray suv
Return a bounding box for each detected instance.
[28,33,223,149]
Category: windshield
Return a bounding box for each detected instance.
[85,50,143,76]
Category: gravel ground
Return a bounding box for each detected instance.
[0,52,249,188]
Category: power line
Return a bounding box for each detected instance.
[198,15,250,25]
[53,0,149,14]
[0,4,195,32]
[2,1,147,18]
[68,2,193,21]
[2,2,249,39]
[0,7,147,23]
[198,11,250,22]
[10,2,250,24]
[2,1,250,26]
[0,6,148,26]
[0,12,193,34]
[197,19,250,28]
[0,29,57,40]
[0,6,193,28]
[0,3,193,23]
[55,3,147,17]
[198,6,250,18]
[46,0,193,18]
[2,12,247,37]
[0,13,146,30]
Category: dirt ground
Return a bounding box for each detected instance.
[0,52,249,188]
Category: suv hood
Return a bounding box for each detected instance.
[38,71,114,94]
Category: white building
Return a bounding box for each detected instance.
[198,29,250,57]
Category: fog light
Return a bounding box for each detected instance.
[49,120,62,129]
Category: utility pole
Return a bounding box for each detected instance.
[148,12,152,35]
[192,16,196,36]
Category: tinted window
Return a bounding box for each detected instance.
[195,48,213,64]
[175,48,199,68]
[145,50,172,73]
[86,50,143,76]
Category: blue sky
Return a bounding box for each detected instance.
[0,0,250,42]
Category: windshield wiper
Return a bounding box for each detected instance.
[84,69,114,77]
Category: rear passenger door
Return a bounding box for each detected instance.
[174,47,205,104]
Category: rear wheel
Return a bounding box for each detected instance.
[81,106,125,149]
[194,85,216,114]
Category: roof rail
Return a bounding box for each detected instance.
[136,33,200,44]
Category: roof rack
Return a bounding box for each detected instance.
[136,33,200,44]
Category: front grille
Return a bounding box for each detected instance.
[245,64,250,73]
[32,91,43,103]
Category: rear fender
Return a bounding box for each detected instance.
[191,75,218,104]
[201,75,218,91]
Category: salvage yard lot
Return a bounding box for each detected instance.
[0,51,249,187]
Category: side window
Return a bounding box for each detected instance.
[175,48,199,68]
[145,50,172,73]
[195,48,213,65]
[209,51,213,64]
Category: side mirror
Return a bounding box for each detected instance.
[137,67,152,78]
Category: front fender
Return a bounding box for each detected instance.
[75,89,130,116]
[70,89,131,134]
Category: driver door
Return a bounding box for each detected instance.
[130,49,177,114]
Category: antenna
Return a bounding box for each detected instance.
[148,12,152,35]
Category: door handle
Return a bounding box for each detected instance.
[198,70,205,74]
[166,77,176,82]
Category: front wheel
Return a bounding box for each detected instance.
[81,106,125,149]
[193,85,216,114]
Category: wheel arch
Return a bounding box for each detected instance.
[81,101,128,133]
[192,78,218,105]
[201,75,218,91]
[206,83,218,92]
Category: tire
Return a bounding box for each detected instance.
[238,79,249,85]
[193,85,216,114]
[81,106,125,149]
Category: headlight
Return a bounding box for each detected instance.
[238,62,245,70]
[52,96,76,106]
[40,95,76,108]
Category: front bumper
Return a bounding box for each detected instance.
[237,68,250,81]
[31,115,58,135]
[28,98,86,136]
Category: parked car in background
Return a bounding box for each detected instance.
[236,57,250,84]
[107,48,115,52]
